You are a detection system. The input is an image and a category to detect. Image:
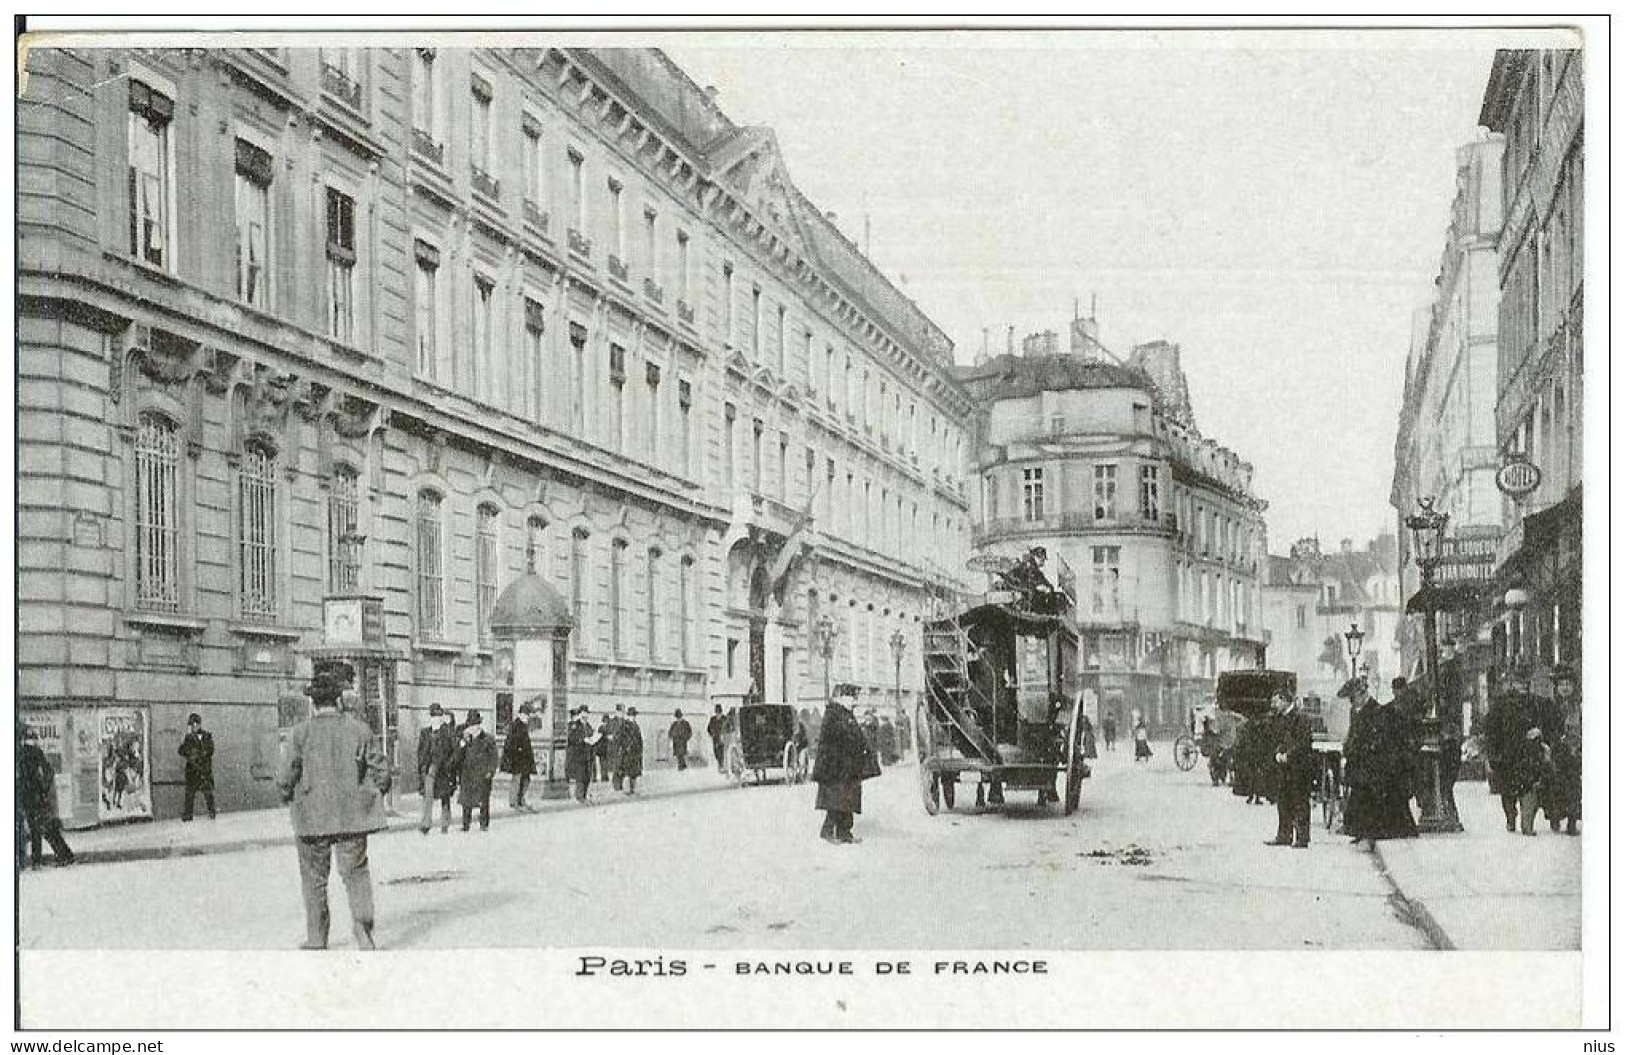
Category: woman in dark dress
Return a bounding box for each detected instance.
[812,686,881,844]
[1342,678,1418,844]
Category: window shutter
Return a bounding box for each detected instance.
[94,64,132,254]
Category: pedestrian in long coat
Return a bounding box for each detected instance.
[616,708,645,794]
[1080,715,1098,760]
[668,710,693,771]
[275,660,387,950]
[1482,670,1546,835]
[1342,678,1418,844]
[1132,718,1153,762]
[17,726,74,869]
[878,717,899,766]
[416,704,458,834]
[1543,666,1581,835]
[455,712,499,832]
[1264,690,1315,848]
[501,705,537,811]
[813,687,881,844]
[178,712,217,821]
[1102,712,1118,752]
[565,708,596,803]
[707,705,727,773]
[600,712,622,787]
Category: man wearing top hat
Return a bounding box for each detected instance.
[1544,665,1581,836]
[502,703,537,811]
[275,659,388,950]
[565,706,597,803]
[812,683,882,844]
[416,704,458,834]
[1340,675,1417,845]
[178,711,216,822]
[456,710,499,832]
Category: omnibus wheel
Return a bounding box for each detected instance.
[1174,734,1200,772]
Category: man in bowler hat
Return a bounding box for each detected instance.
[276,660,388,950]
[178,712,216,821]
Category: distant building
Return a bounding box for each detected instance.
[957,314,1267,736]
[1478,48,1584,684]
[1260,536,1403,705]
[1389,134,1504,722]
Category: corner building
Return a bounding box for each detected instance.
[18,44,974,825]
[957,319,1267,736]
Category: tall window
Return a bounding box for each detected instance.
[676,231,690,302]
[412,48,438,140]
[608,345,626,452]
[234,140,272,307]
[475,504,499,645]
[678,380,694,477]
[1022,467,1045,522]
[525,516,547,575]
[678,555,695,665]
[645,362,662,463]
[777,305,787,374]
[568,324,587,434]
[327,465,361,592]
[643,207,658,274]
[414,241,439,380]
[824,346,836,405]
[567,150,585,231]
[805,447,816,506]
[325,188,356,343]
[646,548,661,661]
[521,121,543,207]
[610,539,628,656]
[751,287,763,359]
[985,474,1000,521]
[723,263,735,345]
[473,276,494,401]
[570,528,589,634]
[1139,465,1160,521]
[778,432,789,501]
[237,447,279,622]
[1090,546,1121,617]
[470,77,493,176]
[133,415,180,611]
[415,491,444,638]
[751,419,764,493]
[1093,464,1117,521]
[127,81,174,269]
[608,179,625,259]
[723,403,737,488]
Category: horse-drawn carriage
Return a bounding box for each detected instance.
[916,549,1091,816]
[721,702,811,787]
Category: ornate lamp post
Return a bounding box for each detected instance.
[813,613,841,702]
[1405,497,1461,833]
[888,626,908,744]
[1343,622,1364,681]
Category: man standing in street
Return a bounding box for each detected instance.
[1102,711,1118,752]
[416,704,457,834]
[502,703,536,811]
[707,704,727,774]
[606,704,628,791]
[1545,665,1581,836]
[668,709,692,771]
[178,712,217,821]
[457,711,498,832]
[617,707,645,795]
[565,706,596,804]
[17,725,74,869]
[1264,689,1314,848]
[812,684,882,844]
[275,660,387,950]
[1483,668,1543,835]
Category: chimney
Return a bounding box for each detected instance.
[1070,315,1102,358]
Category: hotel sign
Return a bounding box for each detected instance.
[1495,454,1541,499]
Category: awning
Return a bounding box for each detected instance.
[1405,581,1490,614]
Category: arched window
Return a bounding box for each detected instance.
[133,414,181,611]
[570,528,590,638]
[327,464,361,592]
[475,503,500,645]
[238,444,279,622]
[525,515,547,574]
[679,555,696,666]
[415,490,445,638]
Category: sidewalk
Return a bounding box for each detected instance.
[1373,778,1581,950]
[59,763,741,867]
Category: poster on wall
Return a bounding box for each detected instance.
[22,710,74,818]
[97,707,152,822]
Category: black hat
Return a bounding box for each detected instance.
[673,709,683,718]
[305,659,355,705]
[1391,677,1409,692]
[627,707,638,717]
[518,702,534,715]
[466,710,482,725]
[832,682,860,699]
[187,712,202,725]
[428,703,445,717]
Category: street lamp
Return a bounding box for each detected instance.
[888,627,908,747]
[1343,621,1364,680]
[813,613,841,702]
[1404,496,1461,833]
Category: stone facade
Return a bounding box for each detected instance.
[957,322,1267,735]
[17,44,974,825]
[1260,537,1403,707]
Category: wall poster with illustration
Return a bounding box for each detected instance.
[96,706,152,822]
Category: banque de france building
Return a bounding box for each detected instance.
[18,43,974,824]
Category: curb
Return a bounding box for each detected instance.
[62,775,753,868]
[1369,841,1457,951]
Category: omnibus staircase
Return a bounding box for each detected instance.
[923,621,1003,765]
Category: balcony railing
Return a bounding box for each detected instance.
[567,228,592,258]
[410,128,444,167]
[644,277,664,304]
[470,164,500,201]
[523,199,549,232]
[321,63,362,110]
[607,254,629,282]
[676,298,695,325]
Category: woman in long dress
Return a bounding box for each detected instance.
[1342,678,1418,844]
[1133,719,1153,762]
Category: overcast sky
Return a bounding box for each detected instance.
[664,33,1503,549]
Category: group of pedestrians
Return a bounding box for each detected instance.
[1482,665,1581,837]
[412,704,514,834]
[563,704,647,802]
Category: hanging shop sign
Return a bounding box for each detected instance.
[1495,453,1542,499]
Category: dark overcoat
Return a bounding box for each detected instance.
[1271,707,1316,797]
[616,720,645,779]
[179,729,215,790]
[501,719,536,776]
[565,718,595,784]
[275,711,389,837]
[455,729,499,807]
[1545,696,1581,821]
[1344,701,1417,839]
[812,704,879,813]
[19,743,58,819]
[669,718,693,751]
[417,724,459,799]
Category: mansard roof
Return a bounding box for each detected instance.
[953,352,1155,403]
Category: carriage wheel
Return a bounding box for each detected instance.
[1174,734,1200,772]
[726,744,746,787]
